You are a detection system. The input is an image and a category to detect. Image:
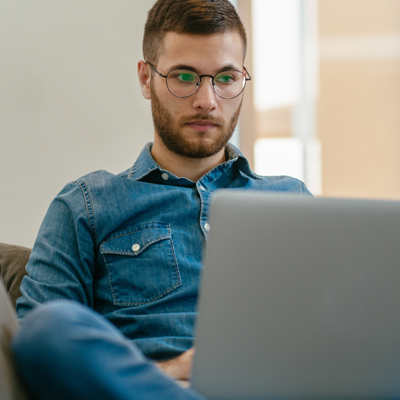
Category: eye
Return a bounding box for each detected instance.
[215,73,235,84]
[176,71,197,83]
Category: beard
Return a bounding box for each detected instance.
[150,83,242,159]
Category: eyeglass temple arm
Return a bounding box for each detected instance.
[145,61,168,79]
[244,66,252,81]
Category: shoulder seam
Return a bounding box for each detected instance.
[75,179,98,246]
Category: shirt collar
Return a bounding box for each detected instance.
[126,142,260,181]
[127,143,160,181]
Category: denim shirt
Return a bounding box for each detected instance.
[17,142,311,360]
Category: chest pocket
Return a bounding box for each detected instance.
[100,223,181,306]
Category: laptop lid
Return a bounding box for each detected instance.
[192,191,400,400]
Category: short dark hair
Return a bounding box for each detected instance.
[143,0,247,65]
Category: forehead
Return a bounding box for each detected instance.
[157,32,244,72]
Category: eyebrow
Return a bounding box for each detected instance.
[167,63,241,74]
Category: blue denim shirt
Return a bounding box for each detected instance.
[17,143,311,360]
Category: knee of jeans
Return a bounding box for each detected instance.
[12,300,107,366]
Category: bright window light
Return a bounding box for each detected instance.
[252,0,300,111]
[254,138,304,181]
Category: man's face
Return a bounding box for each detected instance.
[149,32,245,159]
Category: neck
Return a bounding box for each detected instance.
[151,138,227,182]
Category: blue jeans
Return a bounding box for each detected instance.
[12,301,205,400]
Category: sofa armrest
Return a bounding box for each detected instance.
[0,243,31,309]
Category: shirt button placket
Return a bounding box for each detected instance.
[197,182,210,237]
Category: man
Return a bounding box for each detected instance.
[12,0,311,399]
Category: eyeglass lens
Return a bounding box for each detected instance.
[166,69,246,98]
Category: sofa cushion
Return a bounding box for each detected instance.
[0,243,31,308]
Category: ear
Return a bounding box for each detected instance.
[137,60,151,100]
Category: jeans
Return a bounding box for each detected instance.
[12,301,205,400]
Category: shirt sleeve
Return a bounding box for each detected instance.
[16,181,97,319]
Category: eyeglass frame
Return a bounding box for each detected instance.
[145,61,252,99]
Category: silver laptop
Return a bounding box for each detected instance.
[191,191,400,400]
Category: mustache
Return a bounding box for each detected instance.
[179,114,224,126]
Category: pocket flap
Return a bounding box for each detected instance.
[100,224,171,257]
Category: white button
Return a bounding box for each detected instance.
[199,185,206,191]
[161,173,169,181]
[132,243,140,252]
[204,223,210,232]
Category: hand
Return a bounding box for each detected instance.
[155,347,195,381]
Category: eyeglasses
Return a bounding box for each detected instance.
[146,61,251,99]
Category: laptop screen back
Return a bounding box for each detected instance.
[192,192,400,400]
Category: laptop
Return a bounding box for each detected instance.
[191,191,400,400]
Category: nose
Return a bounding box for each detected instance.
[191,76,217,113]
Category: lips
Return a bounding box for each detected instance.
[186,120,219,132]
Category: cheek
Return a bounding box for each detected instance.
[155,88,180,114]
[165,96,193,118]
[220,99,241,119]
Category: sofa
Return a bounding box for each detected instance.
[0,242,32,400]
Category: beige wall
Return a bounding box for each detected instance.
[0,1,156,247]
[318,0,400,199]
